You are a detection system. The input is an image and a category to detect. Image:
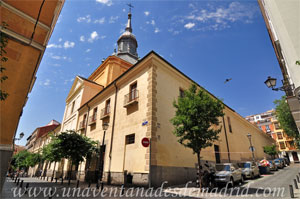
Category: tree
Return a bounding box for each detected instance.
[26,153,42,168]
[51,130,97,181]
[170,84,225,188]
[0,22,9,101]
[41,136,63,179]
[274,96,300,148]
[11,150,31,170]
[263,144,278,159]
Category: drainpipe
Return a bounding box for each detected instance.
[222,116,231,162]
[107,81,118,184]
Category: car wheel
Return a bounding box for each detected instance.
[240,175,245,184]
[251,172,255,179]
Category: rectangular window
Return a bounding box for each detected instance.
[277,132,283,139]
[105,99,110,114]
[279,141,286,149]
[265,125,270,131]
[71,100,75,113]
[83,114,87,123]
[227,117,232,133]
[130,82,137,101]
[179,88,185,98]
[93,107,97,117]
[274,123,281,129]
[125,134,135,145]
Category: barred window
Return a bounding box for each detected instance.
[126,134,135,145]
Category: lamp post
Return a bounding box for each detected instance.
[99,122,108,182]
[13,132,24,153]
[264,76,294,94]
[247,133,255,162]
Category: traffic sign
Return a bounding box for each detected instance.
[141,137,150,147]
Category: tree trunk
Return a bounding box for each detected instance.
[197,151,202,190]
[52,162,57,179]
[68,160,73,185]
[61,160,64,179]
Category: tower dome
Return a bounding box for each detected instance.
[116,11,138,64]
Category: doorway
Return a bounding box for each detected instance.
[292,152,299,162]
[214,145,221,163]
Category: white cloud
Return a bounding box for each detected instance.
[144,11,150,16]
[122,8,126,12]
[94,17,105,24]
[44,79,51,86]
[154,28,160,33]
[86,49,91,53]
[109,16,119,23]
[58,38,62,42]
[96,0,112,6]
[181,1,258,31]
[77,15,91,23]
[80,36,85,42]
[151,20,155,26]
[47,43,62,48]
[63,41,75,49]
[51,55,61,60]
[88,31,99,43]
[184,22,195,29]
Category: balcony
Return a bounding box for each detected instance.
[124,89,139,107]
[100,107,110,120]
[79,120,87,130]
[88,114,97,125]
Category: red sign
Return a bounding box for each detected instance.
[141,137,150,147]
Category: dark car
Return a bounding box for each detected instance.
[274,158,284,169]
[268,160,278,171]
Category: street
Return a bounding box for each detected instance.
[1,164,299,199]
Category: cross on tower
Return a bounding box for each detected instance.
[127,3,134,13]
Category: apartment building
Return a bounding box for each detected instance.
[246,110,300,163]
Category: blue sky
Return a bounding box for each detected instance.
[16,0,284,146]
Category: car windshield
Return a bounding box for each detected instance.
[237,163,251,168]
[216,165,230,171]
[274,160,280,163]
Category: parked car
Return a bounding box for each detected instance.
[284,157,290,166]
[268,160,278,171]
[274,158,285,169]
[237,161,260,179]
[258,159,271,174]
[214,163,243,186]
[280,157,290,166]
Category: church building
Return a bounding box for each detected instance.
[48,9,275,187]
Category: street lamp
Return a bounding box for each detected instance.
[99,122,109,182]
[247,133,255,162]
[264,76,277,90]
[15,132,24,141]
[264,76,294,93]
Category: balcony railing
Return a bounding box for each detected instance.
[100,106,110,119]
[88,114,97,125]
[79,120,87,130]
[124,89,139,107]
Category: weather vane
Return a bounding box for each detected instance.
[127,3,134,13]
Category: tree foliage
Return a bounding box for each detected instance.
[263,144,278,159]
[171,84,225,154]
[274,96,300,148]
[170,84,225,187]
[51,130,97,166]
[11,150,41,170]
[42,136,63,163]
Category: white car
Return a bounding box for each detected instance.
[237,162,260,179]
[214,163,244,186]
